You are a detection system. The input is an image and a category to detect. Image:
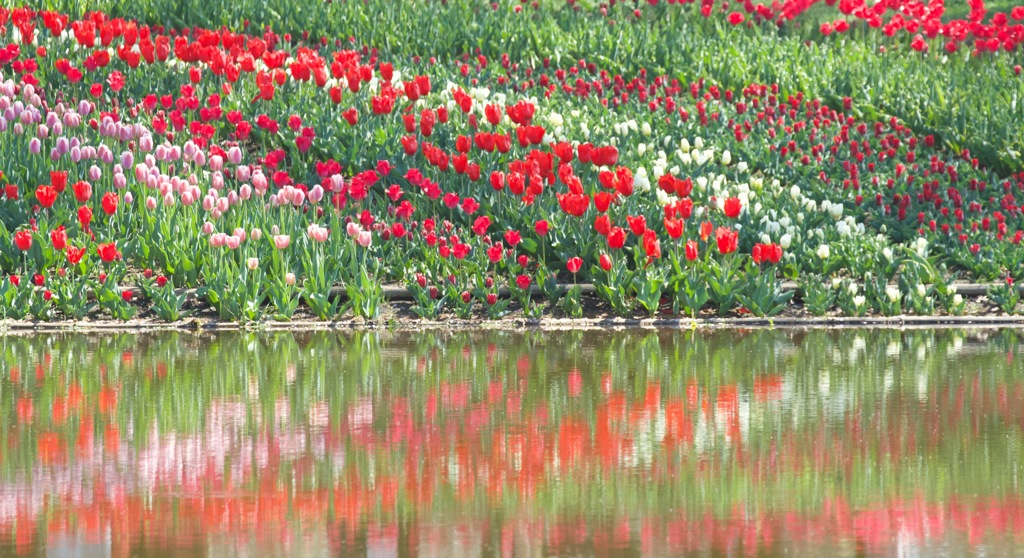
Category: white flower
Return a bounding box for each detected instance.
[953,294,964,306]
[789,185,801,200]
[854,295,866,307]
[886,287,901,302]
[830,202,844,219]
[760,233,771,244]
[680,138,691,153]
[848,282,858,295]
[915,237,928,257]
[780,234,792,249]
[916,284,926,298]
[694,136,704,149]
[641,122,652,136]
[816,244,831,259]
[882,247,893,261]
[737,161,748,173]
[721,150,732,166]
[836,221,850,236]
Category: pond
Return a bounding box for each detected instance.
[0,328,1023,557]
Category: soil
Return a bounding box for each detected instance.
[2,291,1023,332]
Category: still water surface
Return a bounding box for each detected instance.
[1,328,1023,557]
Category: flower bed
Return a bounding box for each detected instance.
[0,5,1023,322]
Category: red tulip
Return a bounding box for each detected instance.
[66,246,85,265]
[13,230,32,251]
[664,216,683,239]
[472,215,491,236]
[50,171,68,193]
[566,257,583,274]
[607,227,626,250]
[515,274,531,289]
[626,215,647,236]
[642,229,661,260]
[685,240,699,261]
[97,242,119,263]
[72,180,92,202]
[36,184,57,208]
[78,205,93,229]
[723,197,742,218]
[50,226,67,251]
[599,253,613,271]
[101,192,118,215]
[715,227,739,254]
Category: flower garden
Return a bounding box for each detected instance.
[0,1,1023,322]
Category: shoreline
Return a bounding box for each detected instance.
[4,313,1024,334]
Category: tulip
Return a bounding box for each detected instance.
[247,258,259,271]
[566,257,583,274]
[356,230,372,247]
[273,235,291,250]
[284,273,296,286]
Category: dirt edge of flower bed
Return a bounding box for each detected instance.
[3,313,1024,334]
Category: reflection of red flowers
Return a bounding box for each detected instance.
[99,387,117,414]
[37,432,64,464]
[16,397,33,423]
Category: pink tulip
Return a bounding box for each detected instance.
[308,184,324,204]
[202,222,215,235]
[273,235,291,250]
[146,196,158,210]
[227,146,242,165]
[284,272,296,286]
[246,257,259,270]
[225,235,241,250]
[356,230,372,248]
[250,228,262,241]
[346,222,361,238]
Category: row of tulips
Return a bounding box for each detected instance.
[0,8,1021,321]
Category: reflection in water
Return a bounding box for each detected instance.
[0,328,1023,556]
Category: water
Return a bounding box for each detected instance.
[0,328,1023,557]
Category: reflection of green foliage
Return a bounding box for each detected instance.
[1,328,1023,524]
